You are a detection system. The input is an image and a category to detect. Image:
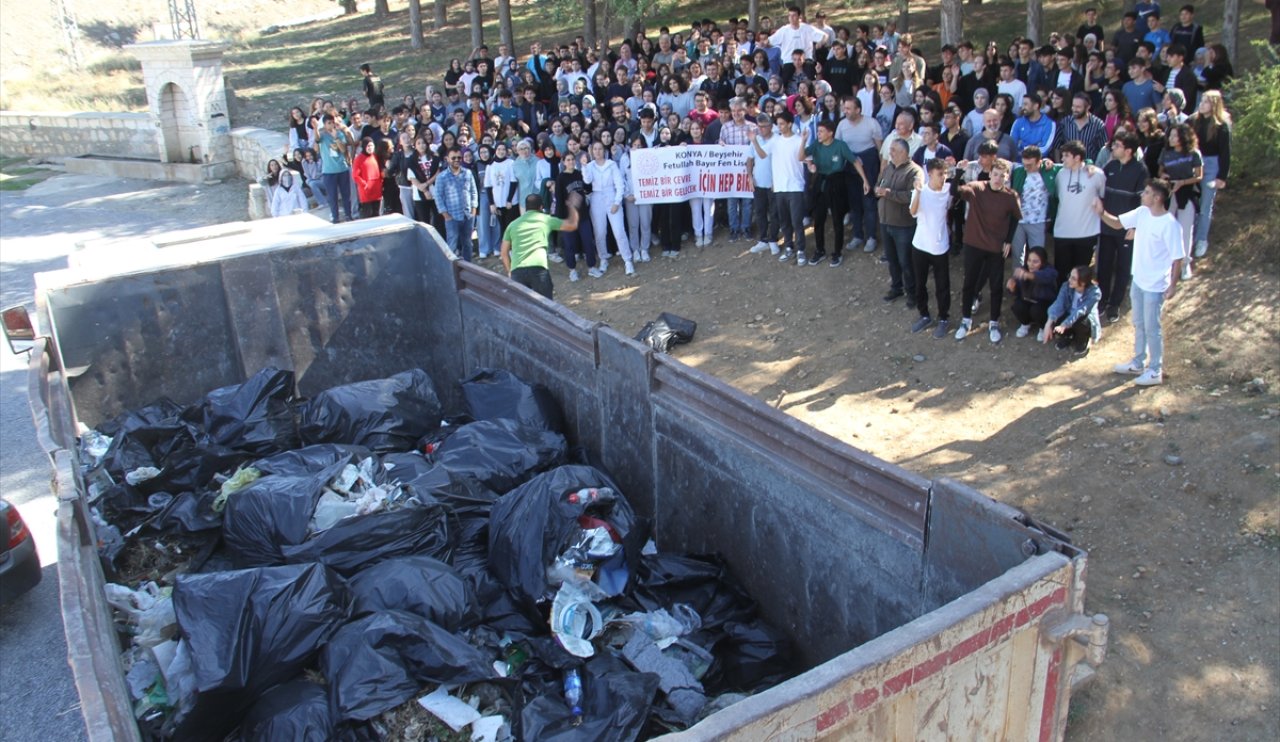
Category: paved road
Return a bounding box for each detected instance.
[0,174,247,742]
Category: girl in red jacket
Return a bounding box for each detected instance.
[352,137,384,218]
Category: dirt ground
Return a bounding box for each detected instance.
[538,186,1280,740]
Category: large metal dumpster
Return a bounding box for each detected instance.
[23,214,1107,740]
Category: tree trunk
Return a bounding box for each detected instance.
[433,0,447,29]
[340,0,357,15]
[748,0,759,32]
[497,0,514,51]
[1222,0,1240,64]
[469,0,483,49]
[940,0,962,46]
[408,0,424,48]
[583,0,597,50]
[896,0,909,33]
[375,0,389,17]
[1026,0,1042,45]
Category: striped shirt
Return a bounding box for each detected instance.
[1059,114,1108,162]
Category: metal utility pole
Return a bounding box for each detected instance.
[169,0,201,40]
[57,0,82,70]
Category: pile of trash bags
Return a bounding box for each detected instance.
[84,367,795,741]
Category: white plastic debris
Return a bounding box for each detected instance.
[125,466,163,485]
[471,715,506,742]
[417,687,482,732]
[311,491,358,532]
[550,581,605,657]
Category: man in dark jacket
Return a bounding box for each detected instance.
[1154,44,1200,111]
[1097,131,1149,322]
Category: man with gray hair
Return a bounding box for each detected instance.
[876,138,924,305]
[719,97,755,241]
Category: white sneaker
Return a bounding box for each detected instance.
[1194,240,1208,258]
[548,252,564,263]
[770,243,780,255]
[797,254,808,266]
[954,318,973,341]
[1113,360,1145,375]
[569,269,580,282]
[703,234,713,247]
[1036,328,1046,343]
[624,260,636,276]
[988,323,1002,344]
[1015,324,1031,338]
[749,241,769,254]
[779,248,793,262]
[1181,260,1193,280]
[587,267,605,278]
[639,250,651,262]
[1133,369,1163,386]
[846,238,865,252]
[864,238,877,253]
[599,259,609,274]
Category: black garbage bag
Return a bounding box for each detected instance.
[519,654,660,742]
[448,514,492,577]
[96,482,168,538]
[181,368,299,456]
[281,503,452,577]
[173,563,350,694]
[432,418,567,495]
[252,443,372,477]
[239,679,334,742]
[222,462,346,568]
[634,313,697,353]
[322,610,496,722]
[298,369,442,452]
[96,398,185,439]
[145,490,223,534]
[703,619,797,694]
[487,465,646,606]
[104,421,248,497]
[462,369,564,433]
[347,555,476,629]
[624,553,758,633]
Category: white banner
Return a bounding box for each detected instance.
[629,144,754,204]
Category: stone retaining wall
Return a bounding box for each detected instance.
[0,111,157,160]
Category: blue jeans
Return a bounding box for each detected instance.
[476,191,499,257]
[1129,285,1167,375]
[881,224,916,296]
[445,216,475,261]
[854,148,880,241]
[322,171,352,222]
[726,197,750,234]
[1194,155,1219,247]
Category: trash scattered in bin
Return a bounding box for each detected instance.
[82,367,797,740]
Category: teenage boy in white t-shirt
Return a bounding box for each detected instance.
[908,158,955,338]
[1097,178,1184,386]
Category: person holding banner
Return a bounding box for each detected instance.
[750,109,808,265]
[803,120,868,268]
[583,140,636,275]
[687,119,717,247]
[622,134,654,262]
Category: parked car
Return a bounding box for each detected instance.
[0,498,41,603]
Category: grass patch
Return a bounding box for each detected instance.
[0,156,57,191]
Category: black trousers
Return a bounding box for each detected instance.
[1054,236,1097,285]
[1010,296,1050,328]
[1047,320,1091,350]
[962,245,1005,322]
[511,266,553,299]
[655,202,682,252]
[1096,232,1134,313]
[810,173,848,259]
[911,248,951,320]
[358,200,381,219]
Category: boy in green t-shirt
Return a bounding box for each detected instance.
[501,193,581,299]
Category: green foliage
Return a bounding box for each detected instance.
[1225,45,1280,179]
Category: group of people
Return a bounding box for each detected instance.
[263,2,1237,387]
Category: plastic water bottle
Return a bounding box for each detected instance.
[564,668,584,726]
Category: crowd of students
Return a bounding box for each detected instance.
[261,3,1237,386]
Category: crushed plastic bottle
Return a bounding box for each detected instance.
[564,668,584,726]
